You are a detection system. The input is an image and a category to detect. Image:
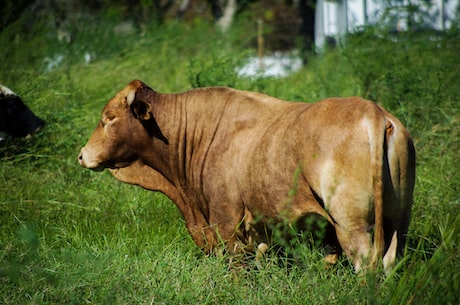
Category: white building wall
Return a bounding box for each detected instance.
[315,0,459,48]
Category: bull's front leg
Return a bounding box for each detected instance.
[181,208,221,254]
[187,225,219,254]
[187,222,244,257]
[206,205,255,257]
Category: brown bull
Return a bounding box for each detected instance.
[78,80,415,272]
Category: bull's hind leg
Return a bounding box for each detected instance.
[334,225,372,272]
[327,193,374,272]
[381,204,411,272]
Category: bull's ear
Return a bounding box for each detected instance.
[126,88,152,121]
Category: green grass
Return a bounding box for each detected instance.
[1,16,459,304]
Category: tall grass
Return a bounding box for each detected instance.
[1,15,459,304]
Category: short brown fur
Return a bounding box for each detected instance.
[79,80,415,272]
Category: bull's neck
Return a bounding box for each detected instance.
[147,90,226,191]
[140,92,192,188]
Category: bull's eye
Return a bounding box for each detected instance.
[100,118,106,126]
[102,115,116,126]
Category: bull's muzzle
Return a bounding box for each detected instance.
[78,148,132,171]
[78,149,89,167]
[78,148,104,171]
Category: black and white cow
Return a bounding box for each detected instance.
[0,84,44,141]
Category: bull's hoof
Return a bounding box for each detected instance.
[324,253,339,268]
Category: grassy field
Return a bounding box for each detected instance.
[1,17,459,304]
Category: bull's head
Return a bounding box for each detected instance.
[78,80,163,171]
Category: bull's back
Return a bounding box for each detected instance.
[184,91,413,224]
[231,97,378,214]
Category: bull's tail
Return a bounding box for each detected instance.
[370,109,412,273]
[368,114,388,269]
